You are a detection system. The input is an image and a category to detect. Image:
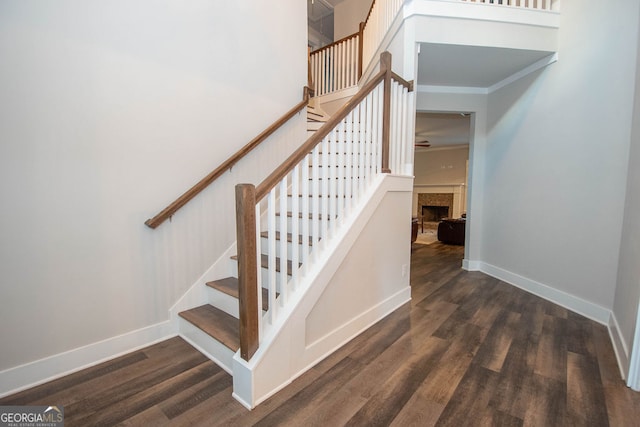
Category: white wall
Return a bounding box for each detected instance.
[414,147,469,186]
[0,0,306,375]
[334,0,371,40]
[483,0,639,312]
[613,6,640,363]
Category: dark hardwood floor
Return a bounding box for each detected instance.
[3,242,639,426]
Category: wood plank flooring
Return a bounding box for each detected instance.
[2,242,639,426]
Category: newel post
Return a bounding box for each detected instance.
[235,183,259,361]
[381,51,392,174]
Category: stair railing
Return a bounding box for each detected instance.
[235,52,413,361]
[309,32,361,96]
[361,0,403,78]
[309,0,559,99]
[308,0,404,98]
[460,0,557,10]
[144,87,313,229]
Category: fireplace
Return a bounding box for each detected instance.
[422,205,450,222]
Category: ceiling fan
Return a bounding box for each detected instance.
[414,140,431,148]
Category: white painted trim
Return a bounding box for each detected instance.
[608,313,630,381]
[488,52,558,93]
[626,304,640,390]
[479,262,611,325]
[414,183,467,188]
[417,84,489,95]
[0,321,175,398]
[416,144,469,153]
[462,259,481,271]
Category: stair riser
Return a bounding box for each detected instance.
[178,319,235,374]
[259,236,312,260]
[283,176,364,195]
[206,287,240,319]
[229,258,288,291]
[273,215,331,236]
[285,194,355,211]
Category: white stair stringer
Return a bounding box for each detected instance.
[232,174,414,409]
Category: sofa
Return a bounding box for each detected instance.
[437,218,466,245]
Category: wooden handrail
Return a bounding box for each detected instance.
[144,87,312,229]
[363,0,377,29]
[309,32,360,56]
[256,53,390,201]
[392,72,413,91]
[256,69,385,201]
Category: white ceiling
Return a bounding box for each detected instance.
[417,43,554,88]
[415,44,554,150]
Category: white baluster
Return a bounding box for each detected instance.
[301,155,310,275]
[291,165,299,289]
[353,105,362,203]
[337,122,345,222]
[279,178,288,305]
[393,82,401,173]
[321,137,329,244]
[268,188,277,323]
[364,89,373,185]
[255,204,263,337]
[345,111,353,216]
[370,86,379,176]
[328,128,337,237]
[357,101,368,201]
[311,146,320,250]
[400,86,409,175]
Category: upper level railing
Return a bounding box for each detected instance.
[144,87,312,229]
[235,52,414,361]
[309,0,559,98]
[461,0,558,10]
[309,32,361,97]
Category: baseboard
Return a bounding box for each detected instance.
[479,262,611,325]
[462,259,481,271]
[626,306,640,391]
[608,313,630,381]
[0,321,175,399]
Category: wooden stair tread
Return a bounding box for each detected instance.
[206,277,271,311]
[179,305,239,351]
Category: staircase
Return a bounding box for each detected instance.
[176,105,330,374]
